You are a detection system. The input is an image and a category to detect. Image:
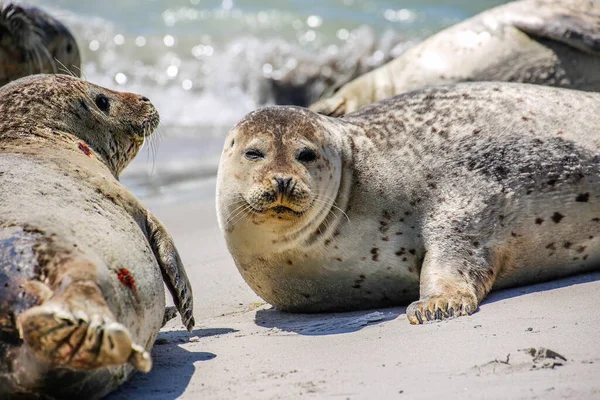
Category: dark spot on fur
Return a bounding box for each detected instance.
[408,267,414,273]
[535,218,544,225]
[361,257,367,261]
[575,193,590,202]
[301,293,310,299]
[551,212,564,223]
[324,239,331,246]
[472,129,481,135]
[577,246,586,253]
[563,242,572,249]
[473,241,480,247]
[546,243,556,250]
[336,257,343,262]
[408,249,416,255]
[547,179,557,186]
[352,284,361,289]
[593,218,600,222]
[395,250,405,256]
[402,257,407,262]
[287,260,293,266]
[583,254,589,260]
[371,247,379,261]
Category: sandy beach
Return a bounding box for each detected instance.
[108,184,600,400]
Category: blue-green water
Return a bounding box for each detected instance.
[23,0,509,202]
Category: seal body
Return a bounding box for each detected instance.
[310,0,600,116]
[0,3,81,86]
[217,82,600,324]
[0,75,194,399]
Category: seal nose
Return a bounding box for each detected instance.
[139,96,150,102]
[274,177,293,195]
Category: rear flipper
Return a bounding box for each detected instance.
[511,1,600,55]
[16,260,152,372]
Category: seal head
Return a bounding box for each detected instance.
[217,106,348,254]
[0,74,157,177]
[0,3,81,86]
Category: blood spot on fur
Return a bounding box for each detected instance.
[551,212,564,223]
[575,193,590,202]
[78,142,92,157]
[117,268,136,292]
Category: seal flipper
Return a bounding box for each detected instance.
[511,6,600,55]
[16,259,151,372]
[162,306,178,327]
[146,213,195,332]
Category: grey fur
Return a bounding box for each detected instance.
[310,0,600,116]
[217,82,600,324]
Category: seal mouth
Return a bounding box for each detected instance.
[243,199,310,218]
[140,111,160,138]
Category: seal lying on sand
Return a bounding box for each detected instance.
[0,74,194,399]
[217,82,600,324]
[0,2,81,86]
[310,0,600,116]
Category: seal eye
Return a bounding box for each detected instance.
[244,149,264,161]
[95,94,110,112]
[297,148,317,164]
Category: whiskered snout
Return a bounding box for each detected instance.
[245,174,312,217]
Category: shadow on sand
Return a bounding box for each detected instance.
[484,271,600,304]
[256,271,600,334]
[255,307,404,335]
[108,328,236,399]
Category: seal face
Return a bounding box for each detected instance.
[217,82,600,324]
[0,3,81,86]
[310,0,600,116]
[0,75,194,399]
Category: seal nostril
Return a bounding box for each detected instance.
[274,177,293,195]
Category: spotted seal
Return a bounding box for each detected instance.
[0,74,194,399]
[0,2,81,86]
[310,0,600,116]
[217,82,600,324]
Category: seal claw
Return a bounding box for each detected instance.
[407,293,478,325]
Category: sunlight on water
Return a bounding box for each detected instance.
[18,0,509,202]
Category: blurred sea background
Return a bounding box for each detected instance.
[26,0,508,204]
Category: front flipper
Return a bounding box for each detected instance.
[511,2,600,55]
[406,243,497,324]
[146,213,195,332]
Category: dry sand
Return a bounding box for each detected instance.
[109,182,600,400]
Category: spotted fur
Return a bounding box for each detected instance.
[217,82,600,324]
[0,75,194,398]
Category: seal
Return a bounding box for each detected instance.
[310,0,600,116]
[0,2,81,86]
[217,82,600,325]
[0,74,194,399]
